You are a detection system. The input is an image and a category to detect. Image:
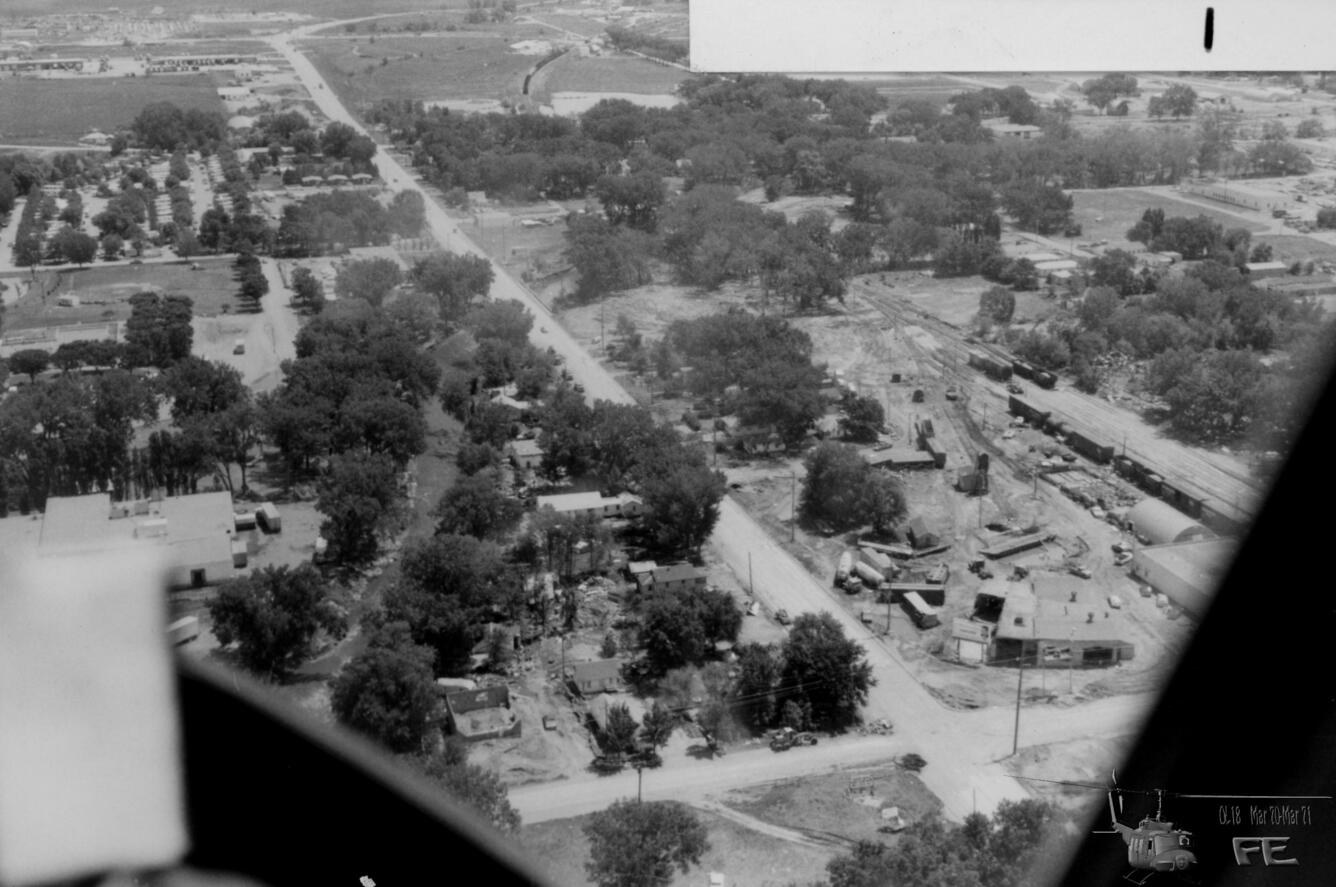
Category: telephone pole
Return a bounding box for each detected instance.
[1012,653,1025,756]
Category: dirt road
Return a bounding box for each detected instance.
[512,690,1150,824]
[271,22,1153,823]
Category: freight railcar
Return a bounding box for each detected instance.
[968,350,1013,381]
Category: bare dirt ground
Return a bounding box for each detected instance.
[521,806,836,887]
[723,761,943,848]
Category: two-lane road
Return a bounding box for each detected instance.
[268,26,1153,822]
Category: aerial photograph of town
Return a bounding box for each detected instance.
[0,2,1333,886]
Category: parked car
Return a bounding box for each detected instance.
[944,386,959,400]
[775,609,792,626]
[1113,552,1133,567]
[1007,382,1024,394]
[1107,594,1124,609]
[1069,565,1093,579]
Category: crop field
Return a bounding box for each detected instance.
[0,75,224,146]
[1069,188,1268,248]
[1,259,240,333]
[534,54,690,100]
[301,29,554,106]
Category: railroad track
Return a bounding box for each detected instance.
[853,284,1264,529]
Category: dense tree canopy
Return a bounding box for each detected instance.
[584,800,709,887]
[209,564,348,679]
[780,611,874,729]
[331,621,439,753]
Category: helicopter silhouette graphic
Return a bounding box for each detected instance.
[1024,773,1329,884]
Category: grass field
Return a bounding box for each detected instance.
[527,11,611,39]
[1253,233,1336,264]
[1070,188,1268,248]
[534,54,689,101]
[301,29,553,106]
[521,807,836,887]
[0,75,224,145]
[2,258,241,332]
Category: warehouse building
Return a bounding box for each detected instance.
[1130,537,1237,617]
[534,490,643,520]
[974,577,1135,668]
[37,492,241,589]
[1125,498,1215,546]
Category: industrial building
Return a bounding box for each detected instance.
[973,578,1135,668]
[1124,498,1214,546]
[1130,537,1237,617]
[37,492,242,589]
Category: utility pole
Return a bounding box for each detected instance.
[1011,652,1025,756]
[789,471,797,542]
[748,553,753,597]
[599,301,605,351]
[637,765,644,803]
[1069,629,1075,694]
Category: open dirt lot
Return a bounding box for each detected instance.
[522,806,837,887]
[0,75,225,146]
[724,760,942,848]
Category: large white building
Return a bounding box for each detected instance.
[38,492,244,589]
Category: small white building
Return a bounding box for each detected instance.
[534,491,643,520]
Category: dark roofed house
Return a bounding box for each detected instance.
[569,660,621,696]
[644,563,708,594]
[443,685,520,742]
[904,517,932,549]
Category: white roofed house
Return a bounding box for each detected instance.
[534,491,643,520]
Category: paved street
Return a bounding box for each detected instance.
[268,23,1155,823]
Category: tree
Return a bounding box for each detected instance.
[800,441,874,532]
[1296,118,1325,139]
[331,621,439,753]
[47,226,98,266]
[433,469,523,539]
[1078,286,1121,332]
[1000,182,1072,235]
[316,451,403,565]
[594,172,666,232]
[290,265,326,313]
[100,233,124,261]
[639,585,741,673]
[1147,84,1197,118]
[733,643,782,731]
[865,471,908,535]
[208,564,348,679]
[601,702,640,755]
[411,252,494,322]
[162,356,245,421]
[9,348,50,382]
[1089,248,1143,296]
[978,286,1016,325]
[420,753,521,833]
[640,701,678,751]
[584,800,709,887]
[564,213,652,302]
[780,612,874,729]
[638,461,727,558]
[838,392,885,443]
[335,257,402,307]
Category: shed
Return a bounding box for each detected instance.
[1125,498,1212,546]
[255,502,281,533]
[230,539,248,569]
[233,511,257,531]
[1244,260,1289,279]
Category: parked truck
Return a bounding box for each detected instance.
[835,550,853,587]
[853,560,888,590]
